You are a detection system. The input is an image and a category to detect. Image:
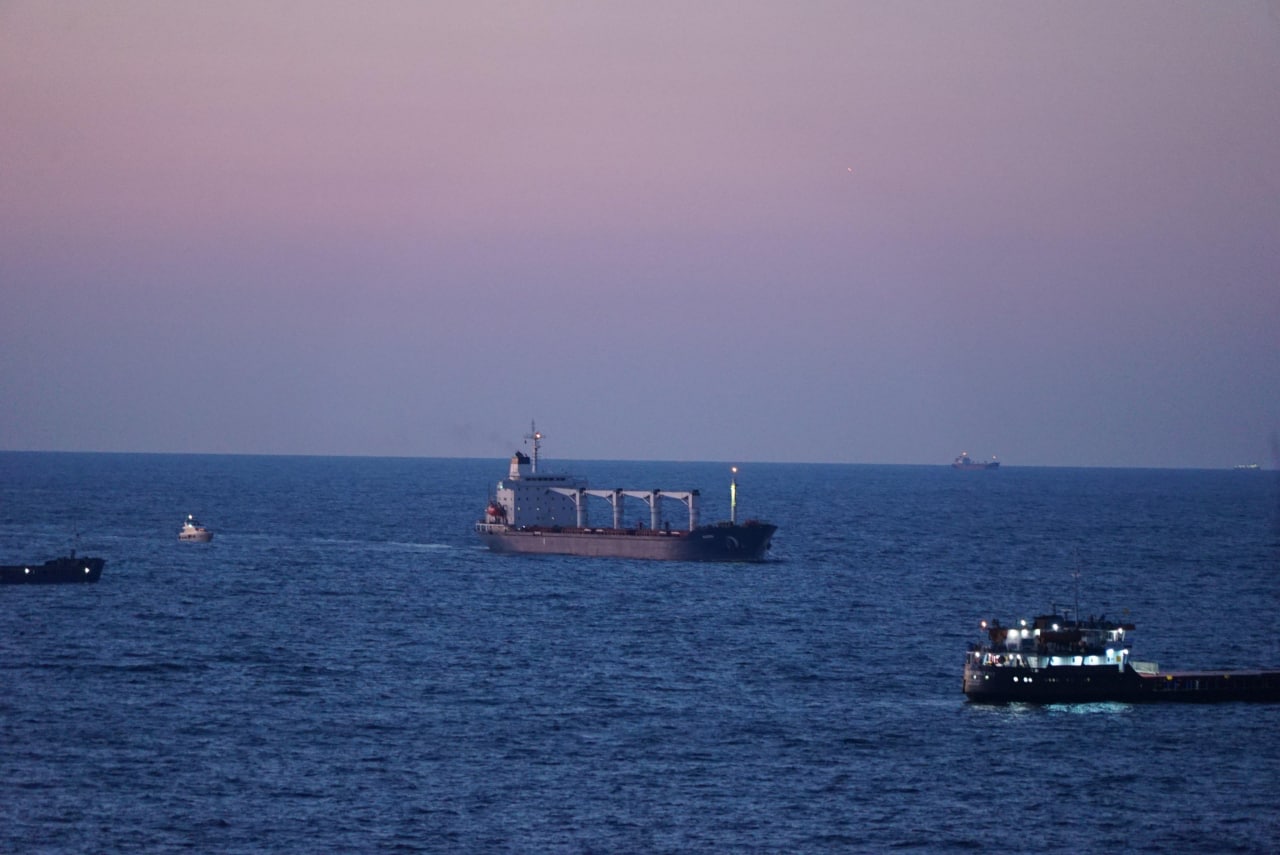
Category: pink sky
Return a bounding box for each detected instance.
[2,1,1278,466]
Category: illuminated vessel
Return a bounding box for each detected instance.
[1,553,105,584]
[964,609,1280,703]
[953,452,999,470]
[475,424,776,561]
[179,515,213,542]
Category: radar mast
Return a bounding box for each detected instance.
[524,421,543,473]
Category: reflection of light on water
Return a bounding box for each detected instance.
[1046,701,1133,715]
[963,703,1042,720]
[964,701,1134,718]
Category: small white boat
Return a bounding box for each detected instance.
[179,514,213,542]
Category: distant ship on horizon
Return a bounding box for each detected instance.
[952,452,999,470]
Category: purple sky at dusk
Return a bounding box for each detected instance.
[2,2,1278,467]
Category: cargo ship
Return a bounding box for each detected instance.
[964,609,1280,703]
[475,424,776,561]
[953,452,999,470]
[1,552,105,585]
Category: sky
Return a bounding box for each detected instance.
[2,1,1278,467]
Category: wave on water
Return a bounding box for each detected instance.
[2,453,1278,853]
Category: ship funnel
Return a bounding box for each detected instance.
[509,451,532,479]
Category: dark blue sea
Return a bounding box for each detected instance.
[3,453,1279,853]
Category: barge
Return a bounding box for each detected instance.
[475,424,776,561]
[964,610,1280,703]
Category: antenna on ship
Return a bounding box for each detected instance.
[525,421,543,473]
[1072,550,1082,624]
[730,466,738,524]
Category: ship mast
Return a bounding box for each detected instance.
[525,421,543,473]
[1073,557,1082,625]
[730,466,738,524]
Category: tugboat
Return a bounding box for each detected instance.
[964,609,1280,703]
[953,452,999,470]
[1,552,105,584]
[475,423,776,561]
[179,514,213,542]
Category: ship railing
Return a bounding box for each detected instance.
[970,650,1030,668]
[970,650,1131,671]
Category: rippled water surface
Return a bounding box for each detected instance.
[3,453,1278,852]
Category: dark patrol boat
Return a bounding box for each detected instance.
[1,552,106,585]
[475,424,776,561]
[964,609,1280,704]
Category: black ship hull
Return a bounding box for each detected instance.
[964,662,1280,704]
[1,556,105,585]
[477,522,776,562]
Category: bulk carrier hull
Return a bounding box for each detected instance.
[1,555,105,585]
[477,522,776,562]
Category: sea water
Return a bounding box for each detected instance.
[2,452,1278,852]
